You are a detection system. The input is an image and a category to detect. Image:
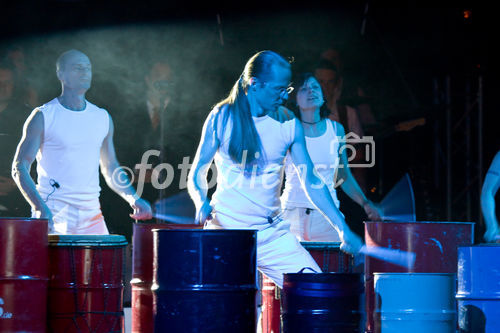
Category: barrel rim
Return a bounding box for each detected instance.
[48,234,128,246]
[458,243,500,248]
[133,222,202,227]
[0,217,48,222]
[151,229,257,234]
[284,272,363,277]
[364,221,475,225]
[373,272,456,276]
[300,241,341,248]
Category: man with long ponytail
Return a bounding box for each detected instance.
[188,50,363,288]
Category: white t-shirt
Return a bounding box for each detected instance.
[35,98,109,209]
[210,107,296,230]
[281,119,341,209]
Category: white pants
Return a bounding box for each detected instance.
[33,198,108,235]
[205,212,320,288]
[284,207,341,242]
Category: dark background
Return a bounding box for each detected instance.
[0,1,495,242]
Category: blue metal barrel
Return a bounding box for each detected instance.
[374,273,456,333]
[152,229,257,333]
[456,244,500,333]
[281,272,365,333]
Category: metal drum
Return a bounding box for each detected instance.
[47,234,128,333]
[261,273,282,333]
[261,241,355,333]
[282,272,365,333]
[301,242,355,273]
[364,221,474,332]
[374,273,456,333]
[0,218,48,333]
[456,244,500,333]
[131,223,203,333]
[152,229,257,333]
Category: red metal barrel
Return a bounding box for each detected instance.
[364,221,474,333]
[0,218,48,333]
[261,274,281,333]
[131,223,203,333]
[47,234,128,333]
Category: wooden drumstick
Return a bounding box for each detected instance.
[360,245,416,269]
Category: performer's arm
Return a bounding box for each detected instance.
[11,110,53,222]
[187,111,220,224]
[336,121,381,220]
[290,118,363,254]
[481,150,500,242]
[100,114,152,220]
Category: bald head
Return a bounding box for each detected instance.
[56,49,90,72]
[56,49,92,92]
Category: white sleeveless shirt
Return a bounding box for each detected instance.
[35,98,110,208]
[281,119,341,209]
[210,107,296,230]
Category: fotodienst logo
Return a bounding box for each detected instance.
[116,133,376,197]
[334,132,376,168]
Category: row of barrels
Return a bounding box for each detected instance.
[1,218,499,332]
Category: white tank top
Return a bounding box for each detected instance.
[35,98,109,208]
[210,107,296,230]
[281,119,341,209]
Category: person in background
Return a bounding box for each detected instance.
[319,46,377,129]
[481,150,500,243]
[280,72,381,242]
[4,45,39,108]
[314,58,374,237]
[12,49,152,234]
[116,58,195,213]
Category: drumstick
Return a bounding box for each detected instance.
[153,212,196,224]
[360,245,416,269]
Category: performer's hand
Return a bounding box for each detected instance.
[130,198,153,220]
[34,204,54,232]
[195,200,212,225]
[484,225,500,243]
[363,200,382,221]
[340,228,363,255]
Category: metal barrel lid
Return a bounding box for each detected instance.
[300,241,341,249]
[48,234,128,247]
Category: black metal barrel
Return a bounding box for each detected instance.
[282,272,365,333]
[152,229,257,333]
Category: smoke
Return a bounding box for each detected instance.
[0,10,363,160]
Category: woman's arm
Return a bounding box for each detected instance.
[335,120,381,220]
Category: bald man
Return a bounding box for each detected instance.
[12,49,152,234]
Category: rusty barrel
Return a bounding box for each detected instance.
[47,234,128,332]
[0,218,48,333]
